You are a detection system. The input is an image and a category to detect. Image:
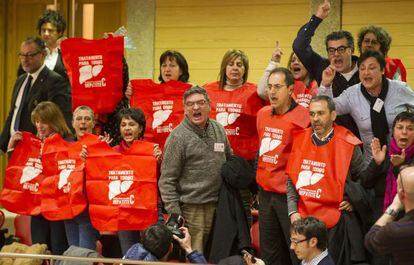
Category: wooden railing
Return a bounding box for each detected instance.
[0,252,186,265]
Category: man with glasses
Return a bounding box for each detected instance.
[365,164,414,265]
[290,217,334,265]
[292,0,360,138]
[256,67,309,265]
[0,36,71,154]
[159,86,231,254]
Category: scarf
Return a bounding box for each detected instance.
[383,138,414,209]
[360,76,389,147]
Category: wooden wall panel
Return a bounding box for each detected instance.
[343,0,414,87]
[155,0,310,85]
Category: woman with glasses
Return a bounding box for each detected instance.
[358,25,407,82]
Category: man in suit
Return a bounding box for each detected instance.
[0,36,71,154]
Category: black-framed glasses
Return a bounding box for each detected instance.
[327,46,349,55]
[18,50,41,58]
[290,237,308,245]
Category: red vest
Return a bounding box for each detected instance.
[0,132,44,215]
[85,140,158,231]
[292,80,318,109]
[287,126,361,228]
[256,105,309,193]
[204,81,263,160]
[61,36,124,114]
[130,79,191,149]
[385,57,407,82]
[40,133,99,221]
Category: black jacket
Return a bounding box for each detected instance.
[292,15,360,138]
[209,155,255,263]
[1,66,72,152]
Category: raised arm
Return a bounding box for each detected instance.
[292,0,331,82]
[257,41,283,100]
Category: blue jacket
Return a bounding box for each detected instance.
[124,243,207,264]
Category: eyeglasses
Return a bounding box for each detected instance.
[18,51,41,58]
[267,84,287,91]
[290,238,308,245]
[327,46,349,55]
[185,99,207,108]
[363,38,379,46]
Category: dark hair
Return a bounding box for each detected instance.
[218,49,249,89]
[23,36,46,51]
[142,224,173,260]
[183,86,211,104]
[158,50,189,83]
[357,25,391,56]
[117,108,146,140]
[36,10,66,37]
[291,216,328,251]
[310,95,336,112]
[325,30,354,51]
[358,50,386,71]
[392,111,414,130]
[268,67,295,87]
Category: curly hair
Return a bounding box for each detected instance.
[357,25,391,56]
[36,10,66,37]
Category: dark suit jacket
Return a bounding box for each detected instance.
[0,66,72,152]
[17,50,68,82]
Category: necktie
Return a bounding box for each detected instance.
[14,75,33,131]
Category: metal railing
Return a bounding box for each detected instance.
[0,252,185,265]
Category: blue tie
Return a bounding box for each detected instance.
[14,75,33,131]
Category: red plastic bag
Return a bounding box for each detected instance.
[130,79,191,148]
[61,36,124,114]
[0,132,44,215]
[85,140,158,231]
[40,133,99,220]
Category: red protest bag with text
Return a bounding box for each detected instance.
[0,132,44,215]
[130,79,191,148]
[40,133,99,221]
[85,140,158,231]
[61,36,124,114]
[204,81,263,160]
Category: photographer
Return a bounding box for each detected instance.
[123,223,207,263]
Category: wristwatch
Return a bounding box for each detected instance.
[385,207,399,218]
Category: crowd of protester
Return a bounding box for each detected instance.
[1,0,414,264]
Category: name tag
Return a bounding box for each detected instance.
[373,98,384,113]
[214,143,225,152]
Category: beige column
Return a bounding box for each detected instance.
[309,0,342,56]
[125,0,155,79]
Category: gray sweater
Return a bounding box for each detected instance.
[159,116,231,215]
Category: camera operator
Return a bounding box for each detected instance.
[123,223,207,263]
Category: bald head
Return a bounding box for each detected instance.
[399,166,414,200]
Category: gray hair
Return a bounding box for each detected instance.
[73,105,95,122]
[310,95,336,112]
[183,86,211,104]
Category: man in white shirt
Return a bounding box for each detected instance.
[0,36,71,153]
